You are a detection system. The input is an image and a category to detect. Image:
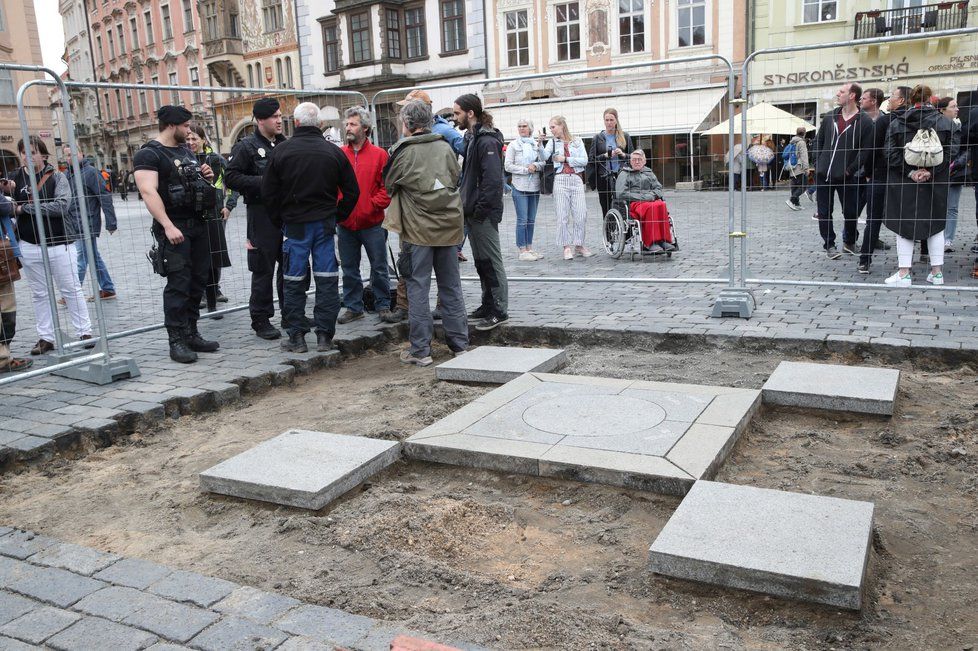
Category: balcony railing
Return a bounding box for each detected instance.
[854,1,969,40]
[203,38,244,58]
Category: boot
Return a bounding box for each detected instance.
[253,319,281,340]
[188,323,220,353]
[167,327,197,364]
[316,332,333,352]
[281,331,307,353]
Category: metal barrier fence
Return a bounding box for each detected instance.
[1,75,366,386]
[740,26,978,312]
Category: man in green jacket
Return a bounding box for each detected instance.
[383,100,468,366]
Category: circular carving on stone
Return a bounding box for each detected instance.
[522,394,666,437]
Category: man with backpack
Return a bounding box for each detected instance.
[783,127,810,211]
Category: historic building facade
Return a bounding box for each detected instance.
[60,0,103,163]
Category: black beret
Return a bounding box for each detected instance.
[253,98,280,120]
[157,105,193,125]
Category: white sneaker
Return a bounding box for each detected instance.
[518,251,536,262]
[530,249,544,259]
[884,271,912,287]
[785,199,800,211]
[926,272,944,285]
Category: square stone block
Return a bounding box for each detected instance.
[200,430,401,510]
[762,361,899,415]
[406,374,759,495]
[648,481,875,610]
[435,346,567,384]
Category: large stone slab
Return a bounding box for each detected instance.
[762,361,899,415]
[435,346,567,384]
[648,481,874,609]
[200,430,400,510]
[405,374,759,495]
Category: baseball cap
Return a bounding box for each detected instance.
[396,89,433,106]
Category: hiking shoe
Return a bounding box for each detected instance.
[337,310,364,325]
[468,305,490,320]
[281,332,308,353]
[316,332,334,352]
[168,339,197,363]
[30,339,54,355]
[857,263,870,275]
[475,313,509,331]
[926,272,944,286]
[431,308,442,321]
[215,291,228,303]
[457,251,468,262]
[400,349,433,366]
[842,243,857,255]
[98,290,116,300]
[253,320,281,340]
[826,247,842,260]
[451,346,471,358]
[80,334,96,350]
[379,308,407,323]
[873,240,891,251]
[884,271,912,287]
[188,331,220,353]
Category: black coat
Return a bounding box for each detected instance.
[813,108,872,182]
[225,131,286,205]
[883,106,959,241]
[587,130,633,189]
[260,126,359,230]
[459,124,505,223]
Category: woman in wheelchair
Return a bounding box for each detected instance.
[614,150,675,253]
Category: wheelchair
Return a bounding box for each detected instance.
[602,198,679,261]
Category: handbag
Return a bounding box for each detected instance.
[904,128,943,167]
[0,237,20,284]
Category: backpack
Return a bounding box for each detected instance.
[904,128,943,167]
[781,142,798,167]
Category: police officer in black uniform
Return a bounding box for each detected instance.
[225,98,287,340]
[133,105,220,363]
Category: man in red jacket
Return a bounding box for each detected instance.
[337,106,393,323]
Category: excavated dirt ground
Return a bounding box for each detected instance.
[1,341,976,650]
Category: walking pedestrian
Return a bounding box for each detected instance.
[813,82,872,259]
[186,125,232,318]
[541,115,590,261]
[938,97,967,253]
[856,87,895,273]
[784,127,810,211]
[587,108,632,215]
[453,93,509,331]
[729,141,744,190]
[384,100,468,366]
[504,118,543,261]
[62,145,118,300]
[12,136,93,355]
[0,182,32,371]
[882,85,958,287]
[225,97,288,341]
[134,106,220,363]
[261,102,359,353]
[336,106,393,325]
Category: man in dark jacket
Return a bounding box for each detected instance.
[225,97,287,340]
[453,93,508,331]
[856,87,897,273]
[812,82,872,259]
[261,102,359,354]
[63,146,118,299]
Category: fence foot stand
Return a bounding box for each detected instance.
[711,287,755,318]
[52,354,141,385]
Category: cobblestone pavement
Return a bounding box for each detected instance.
[2,189,977,463]
[0,526,484,650]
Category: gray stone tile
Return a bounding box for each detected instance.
[211,586,301,625]
[47,616,158,650]
[188,615,288,650]
[404,434,549,476]
[0,556,106,608]
[648,481,875,610]
[0,635,37,650]
[28,542,121,576]
[200,430,401,510]
[762,361,900,416]
[665,424,739,480]
[93,558,172,590]
[121,598,220,643]
[539,446,694,496]
[72,586,161,622]
[276,636,336,650]
[0,592,35,627]
[274,604,376,646]
[0,531,58,561]
[0,606,81,644]
[146,570,236,608]
[435,345,567,383]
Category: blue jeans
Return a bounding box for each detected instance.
[946,184,962,243]
[281,220,339,337]
[75,236,115,292]
[337,223,390,313]
[511,188,539,249]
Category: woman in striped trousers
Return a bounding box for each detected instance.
[541,116,592,260]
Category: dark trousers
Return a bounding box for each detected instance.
[858,180,886,266]
[404,243,468,358]
[596,173,617,215]
[789,173,807,204]
[155,220,210,330]
[466,216,508,317]
[816,178,860,249]
[246,205,284,327]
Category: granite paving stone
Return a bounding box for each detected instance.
[648,481,875,610]
[146,570,236,608]
[121,598,220,643]
[435,346,567,384]
[211,586,301,625]
[28,542,121,576]
[92,558,172,590]
[0,592,34,627]
[0,635,36,650]
[188,615,289,650]
[200,430,401,510]
[274,604,377,646]
[0,557,106,608]
[0,531,59,561]
[72,586,162,621]
[46,616,159,650]
[0,606,81,644]
[762,361,900,415]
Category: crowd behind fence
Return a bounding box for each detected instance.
[3,27,978,384]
